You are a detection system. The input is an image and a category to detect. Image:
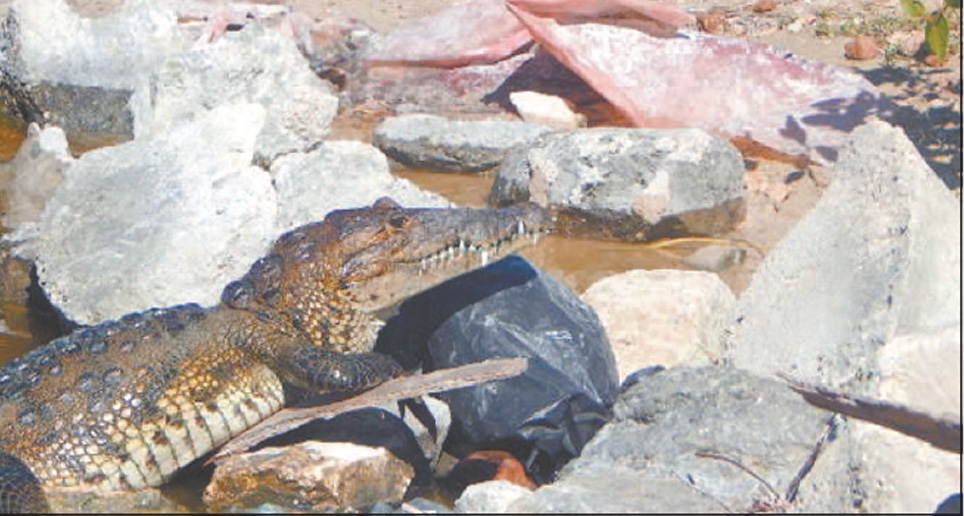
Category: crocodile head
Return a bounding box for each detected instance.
[222,198,551,351]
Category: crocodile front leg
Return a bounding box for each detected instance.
[283,347,403,393]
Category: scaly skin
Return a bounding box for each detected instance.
[0,198,550,511]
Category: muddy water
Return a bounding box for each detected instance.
[0,113,773,366]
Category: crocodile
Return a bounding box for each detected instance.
[0,198,550,512]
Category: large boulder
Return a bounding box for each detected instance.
[509,366,852,513]
[11,103,276,325]
[727,121,961,386]
[489,128,745,240]
[130,24,339,164]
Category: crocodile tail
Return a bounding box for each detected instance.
[0,452,48,514]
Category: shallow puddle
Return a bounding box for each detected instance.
[0,109,811,364]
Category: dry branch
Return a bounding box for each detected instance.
[777,373,961,454]
[209,357,528,463]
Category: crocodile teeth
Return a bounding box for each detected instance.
[517,220,525,236]
[480,249,489,267]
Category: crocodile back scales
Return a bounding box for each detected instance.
[0,305,285,491]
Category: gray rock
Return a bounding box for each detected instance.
[455,480,533,513]
[1,0,185,145]
[580,270,735,382]
[372,114,553,173]
[490,128,745,239]
[13,103,276,325]
[131,24,338,164]
[512,366,851,513]
[203,441,414,513]
[727,121,961,387]
[270,141,451,233]
[1,123,72,228]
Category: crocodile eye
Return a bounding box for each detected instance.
[387,214,409,229]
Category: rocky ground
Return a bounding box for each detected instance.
[0,0,960,514]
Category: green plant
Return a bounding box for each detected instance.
[901,0,960,62]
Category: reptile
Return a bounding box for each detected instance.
[0,197,550,512]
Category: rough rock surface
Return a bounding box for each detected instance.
[372,114,553,172]
[12,103,276,325]
[454,479,533,513]
[727,121,961,387]
[270,140,451,232]
[203,441,414,513]
[508,366,851,513]
[130,24,338,164]
[580,269,735,381]
[2,0,184,89]
[0,123,71,228]
[0,0,184,146]
[855,325,962,513]
[490,128,745,239]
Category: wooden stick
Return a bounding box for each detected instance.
[208,357,528,464]
[777,373,961,454]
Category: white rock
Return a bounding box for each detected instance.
[1,123,72,228]
[509,91,587,130]
[580,269,735,381]
[17,103,276,325]
[270,141,451,233]
[729,121,961,385]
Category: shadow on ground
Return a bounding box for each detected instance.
[860,65,962,190]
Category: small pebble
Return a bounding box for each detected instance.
[845,35,880,60]
[697,11,727,34]
[752,0,777,13]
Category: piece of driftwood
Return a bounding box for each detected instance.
[778,373,962,454]
[208,357,528,463]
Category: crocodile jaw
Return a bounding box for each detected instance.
[337,199,552,312]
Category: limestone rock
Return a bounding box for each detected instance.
[728,121,961,387]
[270,141,451,233]
[3,0,185,89]
[580,269,735,381]
[13,103,276,325]
[203,441,414,512]
[372,114,553,173]
[131,24,338,164]
[1,123,72,229]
